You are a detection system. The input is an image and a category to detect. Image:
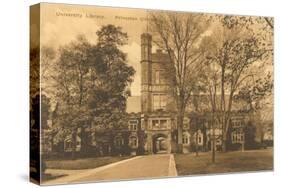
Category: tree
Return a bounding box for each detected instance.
[52,25,135,157]
[203,15,273,151]
[200,37,221,161]
[30,47,40,99]
[89,25,135,132]
[235,73,273,113]
[149,12,209,153]
[234,72,273,146]
[41,46,56,81]
[53,35,93,158]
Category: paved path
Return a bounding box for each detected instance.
[44,154,177,185]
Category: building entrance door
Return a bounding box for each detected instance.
[153,134,169,154]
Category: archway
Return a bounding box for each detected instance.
[152,134,168,154]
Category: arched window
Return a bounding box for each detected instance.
[198,135,202,144]
[182,132,190,145]
[194,130,203,145]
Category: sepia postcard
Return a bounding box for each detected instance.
[30,3,274,185]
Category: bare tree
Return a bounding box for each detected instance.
[200,36,221,162]
[149,12,209,153]
[204,16,273,151]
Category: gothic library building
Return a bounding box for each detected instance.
[43,33,272,157]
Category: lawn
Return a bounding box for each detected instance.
[174,148,273,176]
[45,156,132,170]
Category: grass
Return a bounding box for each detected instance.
[45,156,132,170]
[174,148,273,176]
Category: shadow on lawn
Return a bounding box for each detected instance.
[42,173,67,181]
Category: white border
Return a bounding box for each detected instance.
[0,0,280,188]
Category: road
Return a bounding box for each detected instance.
[44,154,177,185]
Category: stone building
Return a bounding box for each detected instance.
[134,33,250,154]
[139,33,177,154]
[43,33,265,157]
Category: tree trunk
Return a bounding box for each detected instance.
[71,128,77,159]
[222,116,231,152]
[222,91,234,152]
[195,131,199,157]
[177,129,183,153]
[177,113,184,153]
[222,133,227,152]
[221,64,226,152]
[80,126,87,156]
[211,113,216,163]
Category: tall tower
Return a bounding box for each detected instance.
[140,33,152,113]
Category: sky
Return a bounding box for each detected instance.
[37,3,273,98]
[39,3,151,96]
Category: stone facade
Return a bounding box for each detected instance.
[140,33,177,154]
[138,33,249,154]
[43,33,262,157]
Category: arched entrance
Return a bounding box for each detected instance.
[152,134,168,154]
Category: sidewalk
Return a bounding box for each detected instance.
[43,154,178,185]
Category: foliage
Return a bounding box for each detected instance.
[47,25,135,156]
[41,94,51,129]
[200,15,273,151]
[30,47,40,98]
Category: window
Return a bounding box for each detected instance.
[160,120,167,128]
[232,131,244,143]
[153,94,166,110]
[237,134,240,142]
[115,136,124,147]
[195,131,203,145]
[131,124,137,130]
[155,70,164,84]
[129,120,138,131]
[198,136,202,144]
[152,120,159,128]
[152,119,168,129]
[130,136,138,147]
[183,133,190,144]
